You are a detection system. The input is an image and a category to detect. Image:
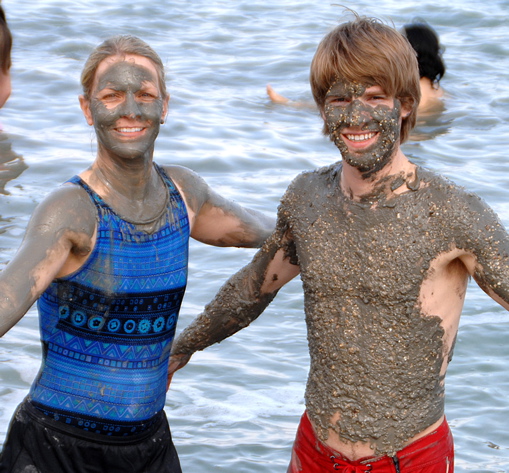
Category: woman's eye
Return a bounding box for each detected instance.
[101,92,119,101]
[138,92,157,101]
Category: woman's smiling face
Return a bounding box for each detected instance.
[81,54,168,161]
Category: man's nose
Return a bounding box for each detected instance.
[346,99,371,126]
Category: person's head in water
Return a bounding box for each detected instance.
[0,5,12,108]
[402,21,445,87]
[310,16,420,145]
[79,35,169,161]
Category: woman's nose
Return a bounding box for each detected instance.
[119,93,142,118]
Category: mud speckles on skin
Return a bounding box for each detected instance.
[279,163,509,456]
[173,158,509,456]
[323,79,402,179]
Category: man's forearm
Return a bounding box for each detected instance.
[172,248,279,357]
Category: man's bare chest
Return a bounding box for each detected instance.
[290,196,450,298]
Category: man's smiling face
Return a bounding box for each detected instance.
[323,79,406,177]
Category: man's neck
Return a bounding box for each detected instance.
[339,148,415,202]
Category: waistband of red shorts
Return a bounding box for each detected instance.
[300,411,451,469]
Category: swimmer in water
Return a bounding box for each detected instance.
[169,16,509,472]
[0,35,273,473]
[267,20,446,116]
[402,21,445,113]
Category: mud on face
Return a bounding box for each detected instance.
[323,79,402,179]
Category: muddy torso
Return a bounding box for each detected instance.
[279,163,509,455]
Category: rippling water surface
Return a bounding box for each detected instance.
[1,0,509,471]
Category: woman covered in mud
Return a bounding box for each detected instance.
[0,35,272,473]
[169,17,509,473]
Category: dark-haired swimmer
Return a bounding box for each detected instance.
[0,35,273,473]
[170,16,509,472]
[402,21,445,113]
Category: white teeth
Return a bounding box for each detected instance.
[117,127,143,133]
[346,132,376,141]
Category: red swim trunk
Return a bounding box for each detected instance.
[287,412,454,473]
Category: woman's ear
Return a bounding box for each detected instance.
[79,95,94,126]
[161,94,170,124]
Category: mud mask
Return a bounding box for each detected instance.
[323,80,402,177]
[90,61,164,160]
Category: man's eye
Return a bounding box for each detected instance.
[328,97,348,105]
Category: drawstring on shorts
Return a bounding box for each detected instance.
[328,454,401,472]
[330,455,373,472]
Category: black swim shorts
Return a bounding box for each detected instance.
[0,399,182,473]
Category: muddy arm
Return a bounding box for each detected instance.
[168,213,300,381]
[0,185,96,336]
[165,164,275,248]
[458,196,509,310]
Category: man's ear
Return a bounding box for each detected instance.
[399,97,415,119]
[79,95,94,126]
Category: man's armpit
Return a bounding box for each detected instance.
[282,229,299,266]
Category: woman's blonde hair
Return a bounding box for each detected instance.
[81,35,167,99]
[310,16,420,143]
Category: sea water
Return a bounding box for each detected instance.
[0,0,508,471]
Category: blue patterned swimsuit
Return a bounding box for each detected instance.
[29,164,189,437]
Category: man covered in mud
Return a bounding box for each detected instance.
[169,17,509,472]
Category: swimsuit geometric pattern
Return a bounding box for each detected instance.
[29,164,189,436]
